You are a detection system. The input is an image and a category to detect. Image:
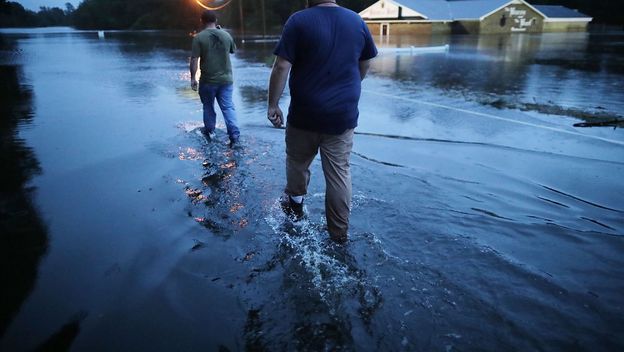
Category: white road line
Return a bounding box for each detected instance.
[362,89,624,147]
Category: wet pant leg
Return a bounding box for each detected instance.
[216,84,240,141]
[285,125,320,197]
[319,129,354,239]
[198,83,217,132]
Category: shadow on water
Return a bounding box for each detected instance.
[0,62,48,337]
[34,312,88,352]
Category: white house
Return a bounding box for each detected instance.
[359,0,592,35]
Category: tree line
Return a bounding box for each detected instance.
[0,0,75,27]
[1,0,621,30]
[68,0,378,31]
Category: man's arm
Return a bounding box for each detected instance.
[267,56,292,127]
[359,59,371,81]
[190,57,199,91]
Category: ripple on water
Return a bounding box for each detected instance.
[168,117,624,351]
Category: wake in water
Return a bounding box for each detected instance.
[246,197,394,350]
[173,124,394,348]
[169,118,624,351]
[264,199,372,303]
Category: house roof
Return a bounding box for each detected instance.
[448,0,513,19]
[533,5,591,19]
[392,0,535,21]
[392,0,453,20]
[363,0,591,22]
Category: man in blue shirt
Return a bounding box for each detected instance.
[267,0,377,243]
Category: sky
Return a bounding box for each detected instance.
[14,0,79,11]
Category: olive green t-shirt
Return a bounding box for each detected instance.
[191,28,236,84]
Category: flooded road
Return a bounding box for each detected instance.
[1,27,623,351]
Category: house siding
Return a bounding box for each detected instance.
[479,4,544,33]
[543,21,589,32]
[366,22,435,36]
[432,22,453,34]
[452,21,481,34]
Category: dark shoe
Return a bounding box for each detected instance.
[280,195,304,221]
[201,128,216,141]
[329,232,348,244]
[229,137,240,148]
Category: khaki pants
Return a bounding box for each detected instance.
[285,125,354,238]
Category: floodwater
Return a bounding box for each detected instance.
[0,27,623,351]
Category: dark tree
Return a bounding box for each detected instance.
[0,1,72,27]
[0,2,37,27]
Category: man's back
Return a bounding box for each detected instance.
[274,6,377,134]
[268,2,377,243]
[192,29,236,84]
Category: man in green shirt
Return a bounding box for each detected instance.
[190,10,240,146]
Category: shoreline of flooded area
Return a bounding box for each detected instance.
[1,28,623,351]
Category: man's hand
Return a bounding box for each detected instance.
[268,56,292,129]
[267,105,283,128]
[190,57,199,91]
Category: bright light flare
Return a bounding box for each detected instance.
[195,0,234,10]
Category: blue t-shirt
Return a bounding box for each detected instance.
[274,6,378,134]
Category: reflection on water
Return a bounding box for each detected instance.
[238,31,624,124]
[371,33,624,118]
[0,63,48,338]
[0,28,623,351]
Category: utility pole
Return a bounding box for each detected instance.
[261,0,266,38]
[238,0,245,40]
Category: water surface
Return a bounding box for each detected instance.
[1,27,623,351]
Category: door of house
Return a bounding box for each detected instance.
[381,23,390,37]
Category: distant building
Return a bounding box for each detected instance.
[534,5,594,32]
[359,0,593,36]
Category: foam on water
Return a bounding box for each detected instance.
[264,200,357,304]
